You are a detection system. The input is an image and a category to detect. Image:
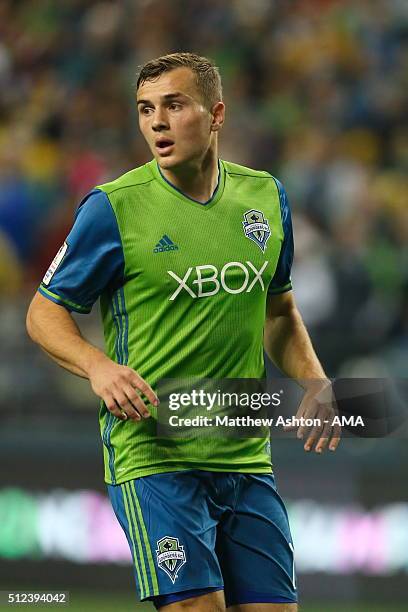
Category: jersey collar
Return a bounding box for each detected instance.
[149,159,226,210]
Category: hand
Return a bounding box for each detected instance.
[88,355,159,422]
[284,381,341,453]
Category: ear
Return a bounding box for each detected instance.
[210,101,225,132]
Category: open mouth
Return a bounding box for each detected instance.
[156,139,174,153]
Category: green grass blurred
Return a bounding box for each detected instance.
[3,592,406,611]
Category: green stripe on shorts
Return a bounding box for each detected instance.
[132,481,159,595]
[121,483,145,598]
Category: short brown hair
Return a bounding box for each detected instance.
[136,52,222,109]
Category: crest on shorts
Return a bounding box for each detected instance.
[242,209,271,253]
[156,536,186,583]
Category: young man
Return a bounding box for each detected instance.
[27,53,339,611]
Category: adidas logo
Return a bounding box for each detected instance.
[153,235,179,253]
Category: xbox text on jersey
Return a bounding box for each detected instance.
[167,261,269,301]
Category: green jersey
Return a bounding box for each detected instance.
[39,159,294,484]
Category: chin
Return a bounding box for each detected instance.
[156,156,175,168]
[156,156,183,171]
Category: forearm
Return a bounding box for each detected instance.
[26,294,108,379]
[41,344,103,379]
[27,293,158,421]
[264,307,326,385]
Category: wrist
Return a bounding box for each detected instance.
[83,346,110,379]
[302,377,331,393]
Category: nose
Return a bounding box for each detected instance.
[152,108,169,131]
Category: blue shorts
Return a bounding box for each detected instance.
[107,471,297,608]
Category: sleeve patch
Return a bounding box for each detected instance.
[42,241,68,286]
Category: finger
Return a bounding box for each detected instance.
[329,424,341,451]
[315,420,333,453]
[330,436,341,451]
[104,397,128,421]
[113,392,141,421]
[303,413,326,450]
[329,437,341,451]
[296,397,322,439]
[304,428,322,451]
[128,371,159,406]
[123,384,151,418]
[315,436,329,453]
[297,410,319,440]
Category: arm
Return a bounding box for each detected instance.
[26,189,159,421]
[264,290,340,452]
[264,290,326,382]
[26,292,158,421]
[27,292,107,378]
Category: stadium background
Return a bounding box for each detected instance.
[0,1,407,610]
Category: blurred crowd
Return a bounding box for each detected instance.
[0,0,407,381]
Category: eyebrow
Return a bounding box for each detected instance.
[136,92,186,105]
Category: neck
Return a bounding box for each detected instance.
[159,147,219,203]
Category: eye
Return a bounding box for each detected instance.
[140,106,153,116]
[169,102,182,111]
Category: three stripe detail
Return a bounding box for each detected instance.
[102,286,129,484]
[121,481,159,598]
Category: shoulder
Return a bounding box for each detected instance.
[221,159,278,184]
[221,160,285,205]
[95,162,155,196]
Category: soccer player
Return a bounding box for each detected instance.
[26,53,339,612]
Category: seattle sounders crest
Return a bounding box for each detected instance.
[156,536,186,583]
[242,209,271,252]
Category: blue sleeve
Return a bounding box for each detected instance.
[268,179,294,295]
[38,190,125,313]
